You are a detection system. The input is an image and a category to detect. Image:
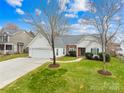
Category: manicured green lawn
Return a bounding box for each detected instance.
[0,58,124,93]
[57,56,77,61]
[0,53,28,62]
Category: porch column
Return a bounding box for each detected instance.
[12,44,14,54]
[4,44,6,54]
[76,46,78,57]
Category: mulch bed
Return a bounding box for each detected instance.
[49,63,60,68]
[97,69,112,76]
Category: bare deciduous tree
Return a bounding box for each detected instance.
[81,0,124,75]
[24,0,69,67]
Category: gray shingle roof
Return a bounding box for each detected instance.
[61,35,83,45]
[9,31,34,48]
[54,35,87,48]
[54,37,65,48]
[54,34,99,47]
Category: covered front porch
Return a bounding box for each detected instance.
[77,47,86,57]
[0,43,14,55]
[66,45,86,57]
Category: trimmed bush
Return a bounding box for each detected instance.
[85,52,93,59]
[98,53,111,62]
[85,52,111,62]
[92,55,99,60]
[69,51,76,57]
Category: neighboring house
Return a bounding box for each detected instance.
[0,30,35,54]
[107,42,121,56]
[117,40,124,56]
[9,31,35,53]
[0,31,13,54]
[28,33,102,58]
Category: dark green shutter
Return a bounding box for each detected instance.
[91,48,93,53]
[97,48,99,54]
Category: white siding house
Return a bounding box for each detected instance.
[55,48,65,57]
[118,41,124,55]
[28,33,65,58]
[77,37,102,53]
[28,34,102,58]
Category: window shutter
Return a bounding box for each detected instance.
[56,49,58,56]
[91,48,93,53]
[97,48,99,54]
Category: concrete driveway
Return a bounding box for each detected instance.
[0,58,48,89]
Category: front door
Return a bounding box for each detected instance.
[78,48,86,57]
[81,48,86,56]
[17,42,24,53]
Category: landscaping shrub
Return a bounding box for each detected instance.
[110,51,117,57]
[69,51,76,57]
[98,53,111,62]
[85,52,111,62]
[92,55,99,60]
[85,52,93,59]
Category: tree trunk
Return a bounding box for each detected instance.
[102,42,106,71]
[102,32,106,71]
[51,29,56,65]
[52,41,56,65]
[103,53,106,71]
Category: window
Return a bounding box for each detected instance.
[3,34,8,42]
[0,45,4,50]
[0,36,2,42]
[6,45,12,50]
[17,42,24,46]
[56,49,59,56]
[69,48,76,51]
[91,48,99,54]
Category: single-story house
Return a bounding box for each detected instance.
[28,33,102,58]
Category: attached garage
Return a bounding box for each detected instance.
[28,33,65,59]
[28,33,52,59]
[29,48,52,58]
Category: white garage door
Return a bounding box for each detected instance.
[30,48,52,58]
